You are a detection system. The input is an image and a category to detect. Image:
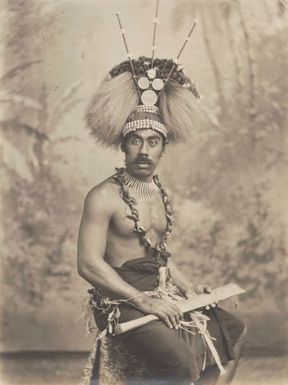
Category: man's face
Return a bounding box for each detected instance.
[123,129,164,180]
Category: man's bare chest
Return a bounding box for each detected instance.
[110,195,167,237]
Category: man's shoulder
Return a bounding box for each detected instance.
[83,174,120,215]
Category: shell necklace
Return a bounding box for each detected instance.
[120,168,161,198]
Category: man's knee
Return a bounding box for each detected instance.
[237,324,247,346]
[241,324,247,337]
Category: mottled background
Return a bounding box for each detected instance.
[0,0,287,383]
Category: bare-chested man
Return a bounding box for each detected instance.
[76,11,248,377]
[77,119,246,385]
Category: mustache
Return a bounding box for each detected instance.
[134,156,153,165]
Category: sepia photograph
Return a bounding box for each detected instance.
[0,0,287,384]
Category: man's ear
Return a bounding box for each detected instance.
[120,141,126,153]
[161,141,167,156]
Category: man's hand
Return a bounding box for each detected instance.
[184,285,217,310]
[137,296,183,329]
[184,284,212,298]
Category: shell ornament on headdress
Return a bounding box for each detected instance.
[86,0,203,148]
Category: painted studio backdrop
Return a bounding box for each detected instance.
[0,0,287,354]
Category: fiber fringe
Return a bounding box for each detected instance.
[85,74,205,147]
[85,72,138,148]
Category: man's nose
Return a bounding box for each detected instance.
[139,140,149,155]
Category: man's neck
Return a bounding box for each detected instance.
[125,168,154,183]
[118,168,160,199]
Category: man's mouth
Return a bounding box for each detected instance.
[135,159,152,165]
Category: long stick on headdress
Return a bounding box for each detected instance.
[164,21,197,85]
[151,0,160,68]
[86,5,203,147]
[115,12,141,98]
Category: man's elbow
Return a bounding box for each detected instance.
[77,249,92,278]
[77,259,103,282]
[77,264,86,278]
[77,260,92,280]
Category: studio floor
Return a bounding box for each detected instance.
[0,350,287,385]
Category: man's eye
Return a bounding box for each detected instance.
[130,138,141,145]
[149,140,159,147]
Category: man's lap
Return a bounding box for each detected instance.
[94,303,245,383]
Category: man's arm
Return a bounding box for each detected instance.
[77,182,183,329]
[77,183,144,300]
[167,259,192,293]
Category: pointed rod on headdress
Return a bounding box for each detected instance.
[164,20,197,85]
[151,0,160,68]
[115,12,141,98]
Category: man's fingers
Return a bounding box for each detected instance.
[194,284,212,294]
[185,290,197,299]
[170,304,183,318]
[159,309,181,329]
[194,285,204,294]
[159,312,173,329]
[166,304,182,321]
[152,301,183,329]
[172,312,181,328]
[204,285,212,293]
[168,314,179,329]
[169,302,181,311]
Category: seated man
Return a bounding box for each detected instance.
[78,52,246,384]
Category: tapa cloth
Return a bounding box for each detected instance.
[81,256,245,385]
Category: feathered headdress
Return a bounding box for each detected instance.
[85,0,202,148]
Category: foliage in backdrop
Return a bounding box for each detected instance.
[166,0,288,310]
[0,0,287,349]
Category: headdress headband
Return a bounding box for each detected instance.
[122,105,168,139]
[85,0,203,148]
